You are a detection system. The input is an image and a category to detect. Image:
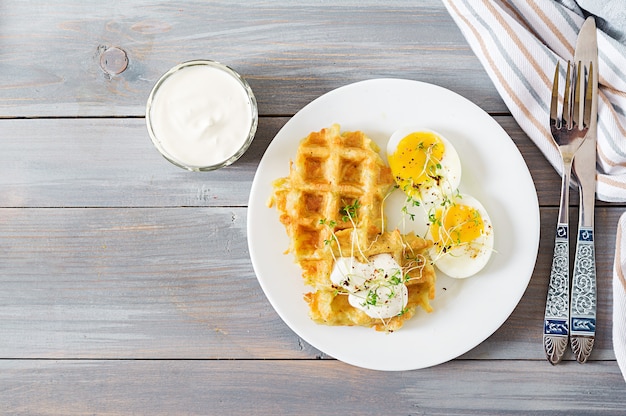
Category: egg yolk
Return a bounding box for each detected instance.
[430,203,484,248]
[388,132,445,198]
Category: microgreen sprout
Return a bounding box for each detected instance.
[364,290,379,307]
[341,199,361,223]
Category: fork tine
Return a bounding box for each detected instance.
[563,61,572,129]
[583,61,594,128]
[573,61,582,128]
[550,61,560,127]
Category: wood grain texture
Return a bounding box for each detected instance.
[0,1,505,118]
[0,116,564,208]
[0,205,620,361]
[2,1,626,413]
[2,360,625,415]
[0,117,281,208]
[0,207,315,359]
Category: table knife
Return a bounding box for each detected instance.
[571,16,598,364]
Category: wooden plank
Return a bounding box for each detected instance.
[0,1,505,117]
[0,116,564,208]
[0,207,316,359]
[0,205,621,360]
[0,117,283,208]
[1,359,625,415]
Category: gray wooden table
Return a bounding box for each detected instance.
[1,1,625,414]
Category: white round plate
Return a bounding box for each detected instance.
[247,79,539,371]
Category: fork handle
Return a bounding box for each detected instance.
[543,222,570,364]
[570,226,596,363]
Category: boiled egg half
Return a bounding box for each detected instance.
[387,128,462,205]
[427,193,494,278]
[387,128,494,279]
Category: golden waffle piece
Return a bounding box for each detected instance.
[269,124,394,286]
[269,124,436,332]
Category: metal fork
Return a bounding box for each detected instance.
[543,61,592,365]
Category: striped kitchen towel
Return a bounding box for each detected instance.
[615,214,626,381]
[442,0,626,382]
[442,0,626,202]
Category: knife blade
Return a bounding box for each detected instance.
[571,16,598,364]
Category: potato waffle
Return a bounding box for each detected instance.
[269,124,393,286]
[269,124,436,332]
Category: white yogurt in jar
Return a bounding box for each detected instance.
[146,60,257,170]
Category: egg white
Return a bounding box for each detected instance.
[385,128,494,279]
[386,127,462,206]
[428,194,494,279]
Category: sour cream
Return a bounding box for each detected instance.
[330,254,407,319]
[146,60,258,171]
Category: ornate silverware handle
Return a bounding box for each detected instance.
[543,222,569,365]
[570,226,596,363]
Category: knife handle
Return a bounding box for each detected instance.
[543,222,569,365]
[570,226,596,363]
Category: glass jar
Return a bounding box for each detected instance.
[146,60,258,171]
